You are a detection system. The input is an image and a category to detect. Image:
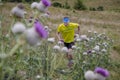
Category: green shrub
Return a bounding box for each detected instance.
[89,7,96,11]
[52,2,62,8]
[73,0,87,10]
[63,1,70,9]
[89,6,104,11]
[97,6,104,11]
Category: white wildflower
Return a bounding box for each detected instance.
[102,42,108,47]
[75,34,79,39]
[94,31,97,34]
[80,35,88,41]
[83,52,87,55]
[44,26,49,30]
[90,37,94,41]
[12,22,26,34]
[94,73,106,80]
[92,50,96,53]
[94,45,100,51]
[44,26,50,35]
[61,70,65,72]
[101,49,107,53]
[36,75,41,79]
[76,38,82,42]
[58,41,64,46]
[47,37,55,43]
[61,47,68,53]
[31,2,38,9]
[84,70,96,80]
[72,45,77,49]
[11,4,25,18]
[37,1,47,12]
[24,27,41,46]
[53,45,60,51]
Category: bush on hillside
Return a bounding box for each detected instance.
[52,2,62,8]
[63,1,70,9]
[89,6,104,11]
[97,6,104,11]
[74,0,87,10]
[89,7,96,11]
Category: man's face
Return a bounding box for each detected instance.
[64,22,69,26]
[63,17,70,26]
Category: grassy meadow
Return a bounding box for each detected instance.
[0,1,120,80]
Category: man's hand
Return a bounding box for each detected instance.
[60,39,64,42]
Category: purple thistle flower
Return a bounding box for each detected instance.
[94,67,109,77]
[87,50,92,54]
[41,0,51,7]
[34,20,48,39]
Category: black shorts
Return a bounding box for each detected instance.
[64,42,74,49]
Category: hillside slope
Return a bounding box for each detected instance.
[52,0,120,11]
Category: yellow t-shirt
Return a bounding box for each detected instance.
[57,22,79,43]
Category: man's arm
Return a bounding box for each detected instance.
[56,32,63,41]
[77,25,80,35]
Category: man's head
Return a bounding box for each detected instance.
[63,17,70,26]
